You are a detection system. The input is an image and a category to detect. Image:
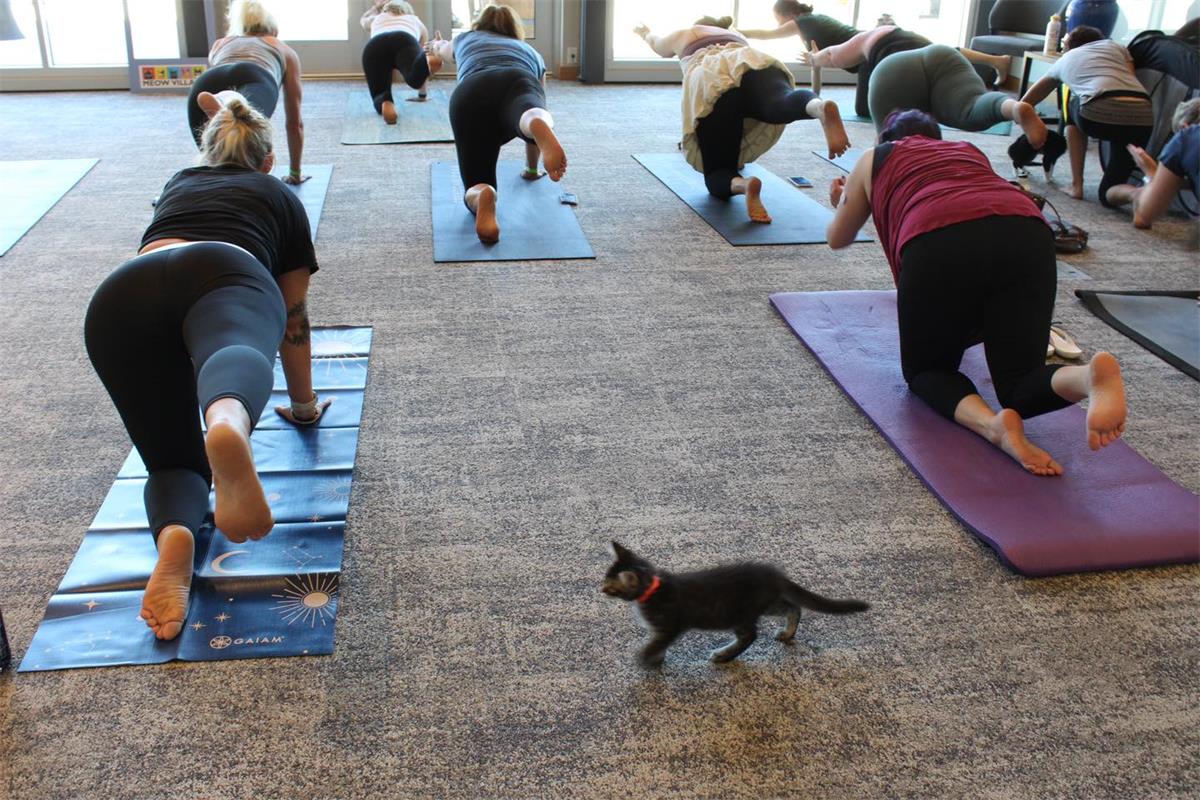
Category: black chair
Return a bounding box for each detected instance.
[970,0,1068,60]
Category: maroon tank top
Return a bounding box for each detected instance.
[871,137,1045,284]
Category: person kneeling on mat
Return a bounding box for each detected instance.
[85,91,329,641]
[424,4,567,244]
[1105,98,1200,228]
[824,110,1127,476]
[634,16,850,224]
[360,0,437,124]
[186,0,308,185]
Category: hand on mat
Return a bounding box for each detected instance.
[282,173,311,186]
[1126,145,1157,180]
[829,176,845,208]
[275,397,332,426]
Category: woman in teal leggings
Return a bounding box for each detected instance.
[868,44,1046,144]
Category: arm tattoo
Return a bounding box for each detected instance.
[284,300,311,346]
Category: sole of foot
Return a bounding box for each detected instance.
[206,419,274,542]
[382,101,398,124]
[474,185,500,243]
[1087,352,1126,450]
[1014,102,1047,149]
[819,101,851,158]
[990,408,1063,476]
[745,176,772,224]
[140,526,194,641]
[528,118,567,181]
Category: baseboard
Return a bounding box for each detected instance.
[557,65,579,81]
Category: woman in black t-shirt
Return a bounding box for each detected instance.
[84,90,324,642]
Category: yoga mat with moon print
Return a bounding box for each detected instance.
[770,291,1199,577]
[18,327,372,672]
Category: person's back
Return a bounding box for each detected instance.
[1050,38,1144,103]
[370,12,425,40]
[453,29,544,82]
[1159,123,1200,188]
[210,35,285,84]
[871,137,1041,279]
[794,13,858,51]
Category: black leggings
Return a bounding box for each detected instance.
[361,31,430,112]
[187,62,280,146]
[85,243,286,538]
[896,216,1069,421]
[448,67,547,192]
[1067,95,1153,207]
[696,67,816,198]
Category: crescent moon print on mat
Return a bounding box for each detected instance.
[210,550,251,575]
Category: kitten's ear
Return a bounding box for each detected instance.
[611,541,633,560]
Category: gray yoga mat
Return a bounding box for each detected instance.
[341,89,454,144]
[271,164,333,240]
[1076,290,1200,380]
[634,153,870,246]
[431,160,594,263]
[0,159,99,256]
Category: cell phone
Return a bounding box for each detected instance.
[788,176,813,188]
[559,192,578,205]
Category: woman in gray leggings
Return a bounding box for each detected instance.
[868,44,1046,144]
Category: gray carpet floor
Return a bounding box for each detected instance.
[0,79,1197,799]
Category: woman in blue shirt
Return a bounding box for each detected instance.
[426,4,566,244]
[1106,99,1200,227]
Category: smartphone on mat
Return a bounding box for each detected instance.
[788,177,813,189]
[559,192,578,205]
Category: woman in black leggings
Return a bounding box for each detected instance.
[185,0,308,185]
[635,18,849,223]
[85,91,325,641]
[824,110,1128,476]
[360,0,433,124]
[425,4,567,244]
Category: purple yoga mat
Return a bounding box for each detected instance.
[771,290,1200,576]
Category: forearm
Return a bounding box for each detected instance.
[643,33,678,58]
[286,122,304,174]
[280,300,314,403]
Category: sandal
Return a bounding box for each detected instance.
[1049,325,1083,360]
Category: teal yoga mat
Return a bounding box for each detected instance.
[341,89,454,144]
[0,158,98,256]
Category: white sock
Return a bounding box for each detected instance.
[518,108,554,139]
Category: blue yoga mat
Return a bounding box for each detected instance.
[0,159,98,256]
[19,327,372,672]
[270,164,333,240]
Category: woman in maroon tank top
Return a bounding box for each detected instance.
[823,110,1128,477]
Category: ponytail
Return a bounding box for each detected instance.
[198,92,274,170]
[228,0,279,37]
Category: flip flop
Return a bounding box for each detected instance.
[1050,325,1083,360]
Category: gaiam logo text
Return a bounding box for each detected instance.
[209,634,285,650]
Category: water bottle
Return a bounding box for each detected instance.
[1044,14,1062,55]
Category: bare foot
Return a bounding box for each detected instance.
[817,99,851,158]
[197,91,222,119]
[140,525,194,641]
[993,54,1012,86]
[474,184,500,243]
[1013,101,1047,149]
[988,408,1063,476]
[206,419,273,542]
[1058,181,1085,200]
[381,100,398,124]
[1086,352,1126,450]
[528,117,567,181]
[745,176,772,224]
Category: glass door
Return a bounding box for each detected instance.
[244,0,366,76]
[0,0,130,90]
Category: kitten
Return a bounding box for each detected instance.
[602,541,869,666]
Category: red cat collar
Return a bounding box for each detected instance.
[636,575,662,604]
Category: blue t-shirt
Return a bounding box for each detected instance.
[1158,124,1199,190]
[453,29,545,83]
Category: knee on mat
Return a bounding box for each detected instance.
[704,170,737,199]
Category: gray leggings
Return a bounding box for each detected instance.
[868,44,1008,133]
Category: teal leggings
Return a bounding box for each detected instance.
[868,45,1008,133]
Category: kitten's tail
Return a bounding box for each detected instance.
[783,582,870,615]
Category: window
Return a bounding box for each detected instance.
[270,0,348,42]
[127,0,180,60]
[612,0,736,61]
[40,0,127,67]
[0,0,41,68]
[451,0,537,40]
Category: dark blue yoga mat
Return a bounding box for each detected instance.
[771,290,1199,577]
[0,159,98,256]
[19,327,372,672]
[431,160,594,262]
[635,153,870,246]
